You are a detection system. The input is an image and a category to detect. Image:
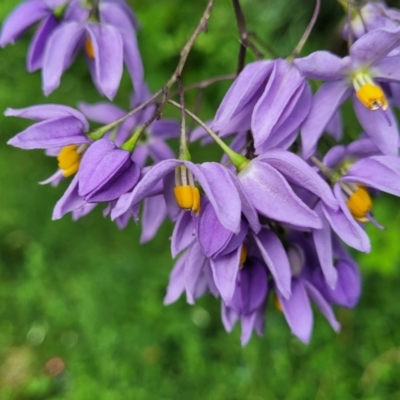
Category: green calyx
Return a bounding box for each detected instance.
[121,127,145,152]
[53,2,68,19]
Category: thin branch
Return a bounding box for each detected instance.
[177,75,188,159]
[347,1,354,50]
[187,88,204,139]
[289,0,321,59]
[168,99,248,170]
[170,73,236,97]
[248,31,279,58]
[89,0,215,139]
[232,0,263,74]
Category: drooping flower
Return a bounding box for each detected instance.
[1,0,144,98]
[212,58,312,153]
[295,27,400,157]
[0,0,80,71]
[112,159,261,234]
[312,140,400,258]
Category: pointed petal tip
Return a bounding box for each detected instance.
[326,270,338,290]
[295,332,311,344]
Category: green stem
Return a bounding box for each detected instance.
[168,100,249,170]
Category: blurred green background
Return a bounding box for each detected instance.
[0,0,400,399]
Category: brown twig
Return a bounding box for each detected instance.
[92,0,216,138]
[232,0,264,75]
[177,75,187,158]
[187,88,204,139]
[289,0,321,59]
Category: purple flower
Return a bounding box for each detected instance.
[17,0,144,98]
[112,159,261,234]
[0,1,78,71]
[212,59,312,152]
[312,141,400,261]
[295,27,400,157]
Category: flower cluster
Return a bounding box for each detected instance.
[3,0,400,345]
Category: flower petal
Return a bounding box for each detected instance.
[350,27,400,65]
[0,1,48,47]
[259,150,338,210]
[86,23,124,100]
[294,52,351,80]
[5,104,89,130]
[78,101,125,124]
[171,211,196,258]
[278,279,313,344]
[140,195,167,243]
[184,242,209,304]
[42,22,85,95]
[304,282,340,331]
[52,174,87,220]
[301,80,351,159]
[352,96,399,156]
[239,161,322,229]
[27,14,59,72]
[213,60,274,135]
[7,116,90,149]
[312,203,337,289]
[252,60,305,147]
[253,229,291,299]
[322,184,370,252]
[210,247,241,303]
[341,155,400,195]
[164,255,186,305]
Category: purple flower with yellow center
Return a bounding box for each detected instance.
[312,140,400,259]
[295,27,400,157]
[23,0,143,98]
[6,104,91,149]
[6,104,92,186]
[0,0,81,71]
[112,159,261,235]
[212,58,312,152]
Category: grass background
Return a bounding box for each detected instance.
[0,0,400,399]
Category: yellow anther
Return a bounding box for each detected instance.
[239,244,248,267]
[274,294,283,313]
[347,185,372,222]
[57,145,81,177]
[356,83,388,111]
[174,186,200,216]
[174,166,201,215]
[85,38,95,59]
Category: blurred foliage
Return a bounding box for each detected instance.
[0,0,400,399]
